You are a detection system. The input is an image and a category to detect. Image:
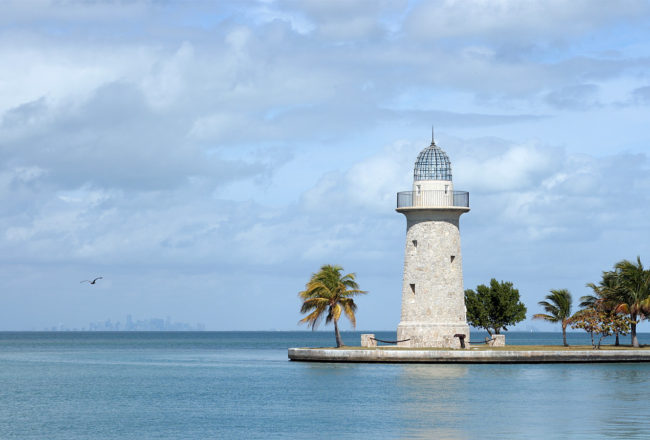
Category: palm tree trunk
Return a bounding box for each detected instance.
[334,319,344,348]
[562,323,568,347]
[631,320,639,348]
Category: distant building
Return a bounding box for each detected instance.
[85,315,205,331]
[395,134,470,348]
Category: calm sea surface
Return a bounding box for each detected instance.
[1,331,650,439]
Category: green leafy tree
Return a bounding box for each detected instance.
[298,264,367,347]
[533,289,573,347]
[464,279,527,336]
[611,257,650,348]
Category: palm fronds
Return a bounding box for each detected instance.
[534,289,572,323]
[585,257,650,347]
[533,288,572,346]
[297,264,367,347]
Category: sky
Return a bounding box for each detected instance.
[1,0,650,332]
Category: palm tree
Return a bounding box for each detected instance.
[533,289,573,347]
[298,264,367,347]
[611,257,650,348]
[582,271,620,309]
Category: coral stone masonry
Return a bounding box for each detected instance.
[395,135,470,348]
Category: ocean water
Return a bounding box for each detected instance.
[1,331,650,439]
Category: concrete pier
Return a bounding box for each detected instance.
[288,347,650,364]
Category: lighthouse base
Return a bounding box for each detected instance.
[397,322,470,349]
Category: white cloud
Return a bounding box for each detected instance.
[141,42,194,110]
[632,85,650,104]
[189,112,249,141]
[406,0,649,42]
[13,166,47,183]
[280,0,404,40]
[0,37,156,115]
[301,140,416,214]
[545,84,601,110]
[0,0,148,25]
[300,135,650,255]
[0,1,649,330]
[455,142,560,192]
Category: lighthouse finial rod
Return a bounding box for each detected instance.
[431,126,435,145]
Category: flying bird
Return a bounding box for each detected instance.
[80,277,103,284]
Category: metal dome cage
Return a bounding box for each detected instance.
[413,141,452,181]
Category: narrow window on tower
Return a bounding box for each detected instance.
[416,185,421,195]
[412,240,417,248]
[450,255,456,263]
[410,284,415,294]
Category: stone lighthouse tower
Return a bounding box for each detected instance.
[396,134,470,348]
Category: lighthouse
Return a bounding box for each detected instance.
[396,133,470,348]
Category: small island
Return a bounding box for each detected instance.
[289,133,650,364]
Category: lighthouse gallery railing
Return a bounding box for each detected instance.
[396,190,469,208]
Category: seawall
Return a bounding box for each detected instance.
[288,347,650,364]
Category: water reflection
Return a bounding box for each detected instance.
[587,364,650,438]
[394,365,469,439]
[400,364,469,380]
[385,362,650,439]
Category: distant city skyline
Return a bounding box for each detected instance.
[1,1,649,331]
[45,315,205,332]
